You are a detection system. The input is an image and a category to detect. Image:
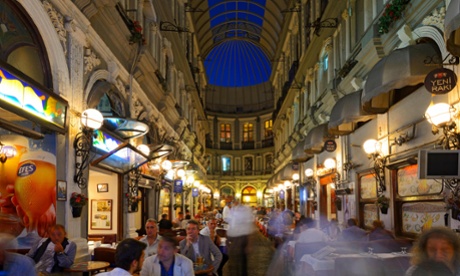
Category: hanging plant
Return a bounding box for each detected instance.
[377,0,410,34]
[376,195,390,214]
[129,20,146,45]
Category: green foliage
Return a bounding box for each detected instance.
[378,0,410,34]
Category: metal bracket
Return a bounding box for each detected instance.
[160,21,190,33]
[424,53,459,66]
[306,18,338,36]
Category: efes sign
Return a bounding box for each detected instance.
[424,68,457,94]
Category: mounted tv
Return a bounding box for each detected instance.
[418,149,460,179]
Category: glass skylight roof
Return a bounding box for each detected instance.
[204,0,272,87]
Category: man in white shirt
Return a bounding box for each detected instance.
[222,201,231,222]
[140,235,193,276]
[226,199,255,276]
[297,217,328,243]
[139,219,162,257]
[97,238,146,276]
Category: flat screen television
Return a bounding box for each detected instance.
[418,149,460,179]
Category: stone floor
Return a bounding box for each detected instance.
[222,230,277,276]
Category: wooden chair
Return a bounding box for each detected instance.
[93,247,116,271]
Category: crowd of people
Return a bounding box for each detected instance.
[2,206,460,275]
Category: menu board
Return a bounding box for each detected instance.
[91,199,112,230]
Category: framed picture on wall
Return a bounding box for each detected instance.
[90,199,112,230]
[57,180,67,201]
[97,183,109,193]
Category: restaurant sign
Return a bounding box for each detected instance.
[0,65,68,131]
[174,179,183,193]
[192,188,199,197]
[424,68,457,94]
[324,140,337,152]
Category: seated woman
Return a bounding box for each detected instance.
[26,224,76,273]
[367,220,394,241]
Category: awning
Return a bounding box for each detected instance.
[362,42,441,113]
[291,140,311,162]
[303,123,331,154]
[445,0,460,57]
[267,163,299,187]
[328,91,375,135]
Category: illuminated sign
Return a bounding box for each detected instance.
[92,130,125,158]
[0,67,67,129]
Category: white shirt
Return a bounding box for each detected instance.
[199,227,211,236]
[297,228,329,243]
[139,235,162,257]
[140,253,194,276]
[97,267,132,276]
[226,204,255,237]
[222,205,230,222]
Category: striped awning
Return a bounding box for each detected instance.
[303,123,332,154]
[445,0,460,56]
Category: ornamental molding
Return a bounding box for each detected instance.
[84,48,101,75]
[42,1,67,55]
[422,6,446,31]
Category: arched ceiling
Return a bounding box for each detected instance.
[189,0,291,113]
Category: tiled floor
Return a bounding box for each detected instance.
[222,231,276,276]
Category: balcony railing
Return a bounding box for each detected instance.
[242,141,255,150]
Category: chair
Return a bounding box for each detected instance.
[93,247,116,270]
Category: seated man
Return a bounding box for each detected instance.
[140,235,193,276]
[180,220,222,275]
[200,218,229,276]
[297,217,328,243]
[158,214,173,231]
[97,238,146,275]
[139,219,162,257]
[26,224,76,274]
[0,233,36,275]
[368,220,395,241]
[339,218,368,241]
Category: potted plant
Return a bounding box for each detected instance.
[70,192,88,218]
[376,195,390,214]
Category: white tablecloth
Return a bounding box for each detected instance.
[300,252,411,271]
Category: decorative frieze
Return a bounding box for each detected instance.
[42,1,67,55]
[422,7,445,31]
[84,48,101,75]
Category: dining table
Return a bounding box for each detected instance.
[298,252,412,276]
[64,260,111,276]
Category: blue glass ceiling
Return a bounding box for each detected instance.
[204,0,272,87]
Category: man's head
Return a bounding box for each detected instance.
[161,214,168,219]
[145,219,158,238]
[177,212,184,219]
[186,220,200,241]
[49,224,66,244]
[347,218,358,227]
[115,238,147,273]
[207,218,217,231]
[157,235,178,263]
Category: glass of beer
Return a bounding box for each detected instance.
[14,150,56,233]
[0,135,29,207]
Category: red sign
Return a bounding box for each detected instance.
[424,68,457,94]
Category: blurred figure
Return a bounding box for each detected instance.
[26,224,76,273]
[180,214,191,229]
[324,218,341,241]
[97,238,146,275]
[406,227,460,275]
[139,219,161,257]
[222,201,231,222]
[140,235,193,276]
[180,220,222,275]
[367,220,395,241]
[0,233,36,275]
[338,218,368,241]
[173,211,184,228]
[226,199,255,276]
[158,214,173,231]
[297,217,328,243]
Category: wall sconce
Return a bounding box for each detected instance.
[324,158,336,169]
[425,103,460,149]
[292,173,300,182]
[284,180,292,188]
[0,141,7,163]
[363,139,386,195]
[305,168,314,178]
[74,109,103,189]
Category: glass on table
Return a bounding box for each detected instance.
[367,247,374,255]
[400,247,407,254]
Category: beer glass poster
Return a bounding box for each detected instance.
[0,132,57,247]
